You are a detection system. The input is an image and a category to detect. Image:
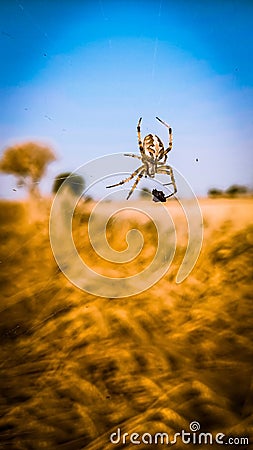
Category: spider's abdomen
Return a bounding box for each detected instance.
[143,134,164,158]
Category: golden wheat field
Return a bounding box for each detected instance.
[0,197,253,449]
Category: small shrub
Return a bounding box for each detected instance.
[226,184,248,197]
[208,188,223,198]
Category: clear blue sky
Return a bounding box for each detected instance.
[0,0,252,198]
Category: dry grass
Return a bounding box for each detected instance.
[0,198,252,449]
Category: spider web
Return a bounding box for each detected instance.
[151,0,163,109]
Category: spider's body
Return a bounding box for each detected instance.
[143,134,164,158]
[142,134,165,178]
[107,117,177,200]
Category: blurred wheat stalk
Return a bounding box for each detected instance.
[0,198,252,449]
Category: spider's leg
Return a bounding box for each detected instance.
[156,117,173,160]
[124,153,142,160]
[106,166,144,189]
[162,144,172,162]
[157,165,177,197]
[156,116,171,128]
[137,117,145,156]
[126,169,145,200]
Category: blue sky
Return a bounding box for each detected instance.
[0,0,252,198]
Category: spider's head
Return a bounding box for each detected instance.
[144,162,156,178]
[148,167,156,178]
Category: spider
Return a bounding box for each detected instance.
[106,117,177,200]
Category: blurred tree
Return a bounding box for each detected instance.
[83,195,93,203]
[208,188,224,198]
[0,141,56,197]
[226,184,248,197]
[52,172,85,197]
